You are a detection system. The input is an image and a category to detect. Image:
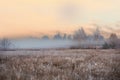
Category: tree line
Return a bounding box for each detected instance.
[0,27,120,50]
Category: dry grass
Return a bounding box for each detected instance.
[0,49,120,80]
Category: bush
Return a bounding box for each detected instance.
[102,43,110,49]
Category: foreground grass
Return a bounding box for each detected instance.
[0,49,120,80]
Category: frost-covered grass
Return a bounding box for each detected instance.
[0,49,120,80]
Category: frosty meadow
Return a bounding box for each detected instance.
[0,49,120,80]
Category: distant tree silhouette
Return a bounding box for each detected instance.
[102,42,110,49]
[41,35,49,40]
[103,33,120,49]
[63,34,67,40]
[67,35,72,40]
[108,33,119,49]
[109,33,118,40]
[73,27,87,40]
[93,27,104,40]
[0,38,11,50]
[53,33,63,40]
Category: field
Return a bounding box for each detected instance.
[0,49,120,80]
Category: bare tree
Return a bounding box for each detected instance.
[109,33,118,48]
[53,32,63,40]
[107,33,120,49]
[0,38,11,51]
[93,27,104,40]
[73,27,87,41]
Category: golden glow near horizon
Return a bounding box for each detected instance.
[0,0,120,38]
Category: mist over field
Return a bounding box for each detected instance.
[11,39,76,49]
[0,27,120,50]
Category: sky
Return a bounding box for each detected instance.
[0,0,120,38]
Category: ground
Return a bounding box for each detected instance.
[0,49,120,80]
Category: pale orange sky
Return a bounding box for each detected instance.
[0,0,120,38]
